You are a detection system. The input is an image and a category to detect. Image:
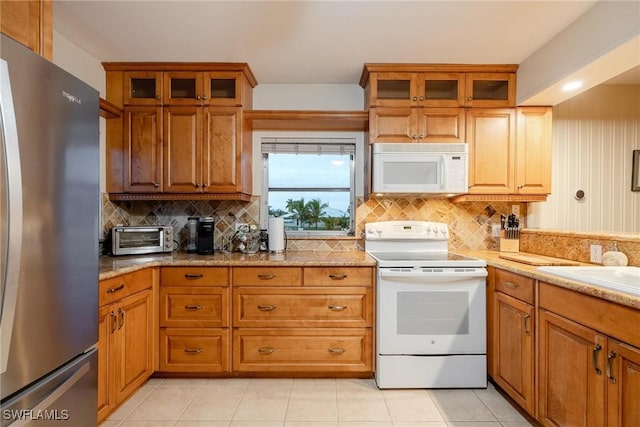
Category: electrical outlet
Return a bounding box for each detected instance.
[491,224,501,237]
[590,244,602,263]
[511,204,520,216]
[235,223,250,233]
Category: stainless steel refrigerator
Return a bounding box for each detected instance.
[0,35,99,426]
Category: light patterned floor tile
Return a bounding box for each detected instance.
[391,423,448,427]
[203,378,250,388]
[500,422,536,426]
[285,422,340,427]
[337,422,394,427]
[106,382,160,421]
[174,422,230,427]
[247,378,294,388]
[382,390,444,422]
[180,387,245,421]
[446,423,503,427]
[473,388,528,422]
[126,386,199,421]
[430,390,497,422]
[229,422,284,427]
[286,388,338,421]
[157,378,207,388]
[336,378,378,392]
[337,393,391,422]
[98,421,120,427]
[292,378,337,389]
[118,422,176,427]
[232,387,291,421]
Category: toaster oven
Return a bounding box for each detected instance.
[110,226,173,256]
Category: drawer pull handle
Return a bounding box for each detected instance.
[184,348,203,354]
[117,308,125,330]
[107,284,125,293]
[328,305,347,311]
[607,351,617,384]
[593,344,603,375]
[258,347,276,354]
[257,274,276,280]
[328,348,346,354]
[328,274,347,280]
[257,304,277,311]
[184,305,203,311]
[110,311,117,334]
[504,281,520,290]
[184,274,204,279]
[523,313,531,336]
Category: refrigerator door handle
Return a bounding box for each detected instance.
[0,58,24,375]
[8,361,90,427]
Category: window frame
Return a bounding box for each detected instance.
[261,138,357,236]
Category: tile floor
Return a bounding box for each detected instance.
[100,378,535,427]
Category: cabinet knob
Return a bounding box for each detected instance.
[412,135,418,140]
[155,95,160,100]
[419,135,425,139]
[153,183,160,188]
[195,183,200,188]
[412,96,417,101]
[196,95,202,100]
[419,96,424,101]
[201,95,208,100]
[467,96,473,101]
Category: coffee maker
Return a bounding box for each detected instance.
[196,217,215,254]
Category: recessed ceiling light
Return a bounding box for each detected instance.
[562,81,583,92]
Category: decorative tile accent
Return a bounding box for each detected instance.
[102,194,523,252]
[355,197,523,251]
[521,229,640,266]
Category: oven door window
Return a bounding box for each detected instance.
[118,231,161,248]
[397,291,469,335]
[377,274,486,355]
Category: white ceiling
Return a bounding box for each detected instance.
[54,0,602,86]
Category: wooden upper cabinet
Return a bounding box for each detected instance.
[164,71,249,106]
[203,107,241,192]
[467,108,516,194]
[124,71,163,105]
[368,72,465,108]
[123,106,163,193]
[370,107,465,143]
[465,73,516,107]
[163,106,202,192]
[516,107,552,194]
[1,0,52,60]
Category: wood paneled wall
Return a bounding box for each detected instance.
[529,85,640,232]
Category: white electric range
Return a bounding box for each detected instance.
[365,220,488,389]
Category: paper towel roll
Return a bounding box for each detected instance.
[268,217,286,253]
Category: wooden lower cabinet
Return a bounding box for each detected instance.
[233,328,372,373]
[607,339,640,427]
[160,328,230,372]
[494,292,535,415]
[98,281,154,424]
[231,266,374,375]
[490,268,535,416]
[538,282,640,427]
[538,309,606,427]
[158,267,231,373]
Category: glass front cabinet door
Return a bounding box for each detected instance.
[164,71,244,106]
[465,73,516,107]
[124,71,162,105]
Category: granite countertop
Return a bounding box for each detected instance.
[99,249,638,310]
[459,250,639,310]
[99,250,376,280]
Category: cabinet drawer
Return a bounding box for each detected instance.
[232,267,302,287]
[495,269,534,304]
[159,328,229,372]
[539,282,640,348]
[233,288,372,327]
[233,328,372,373]
[160,287,229,328]
[99,268,153,307]
[161,267,228,287]
[304,267,373,287]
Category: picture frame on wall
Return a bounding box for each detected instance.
[633,150,640,192]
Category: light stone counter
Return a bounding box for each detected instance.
[459,250,639,310]
[99,250,376,280]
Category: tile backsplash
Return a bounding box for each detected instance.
[102,193,519,252]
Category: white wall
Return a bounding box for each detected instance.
[528,85,640,232]
[52,30,107,194]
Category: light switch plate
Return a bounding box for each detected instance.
[491,224,501,237]
[511,204,520,216]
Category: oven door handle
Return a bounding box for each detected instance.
[379,270,487,280]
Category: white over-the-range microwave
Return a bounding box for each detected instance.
[371,143,468,195]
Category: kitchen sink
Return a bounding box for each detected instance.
[537,266,640,297]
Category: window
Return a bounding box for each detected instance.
[262,138,356,235]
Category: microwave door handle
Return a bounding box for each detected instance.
[0,59,24,375]
[440,155,446,188]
